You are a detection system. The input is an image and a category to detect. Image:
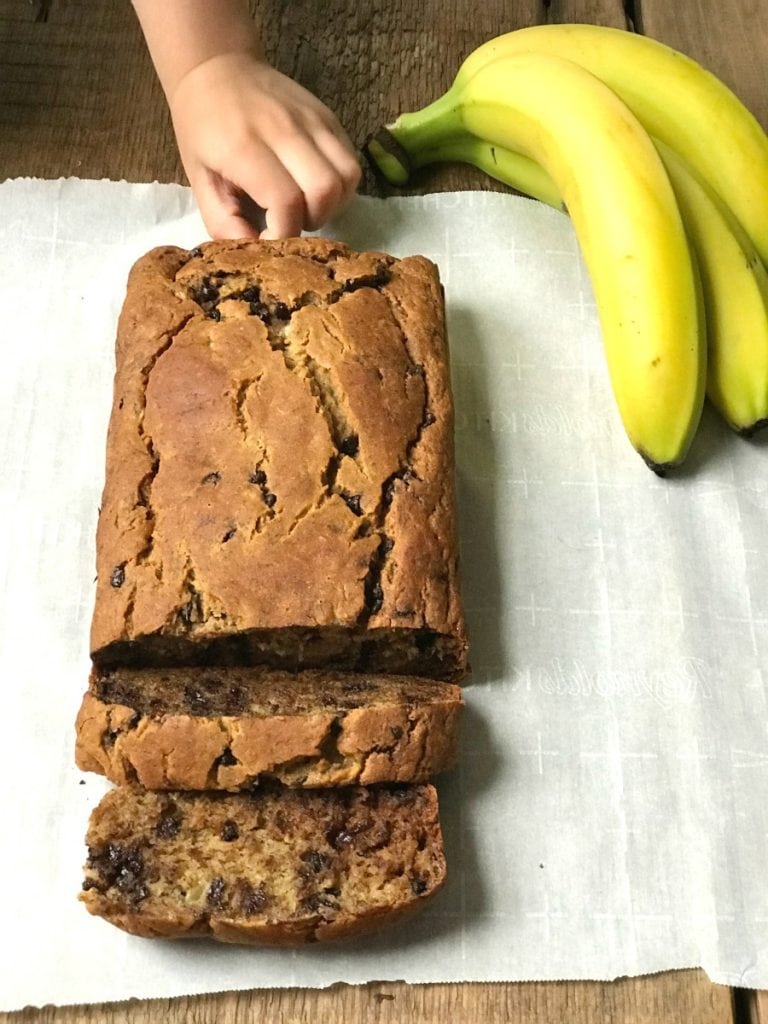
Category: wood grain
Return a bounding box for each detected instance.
[748,988,768,1023]
[640,0,768,129]
[546,0,628,28]
[0,0,764,1020]
[0,0,179,182]
[0,971,735,1024]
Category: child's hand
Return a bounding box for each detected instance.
[169,52,361,239]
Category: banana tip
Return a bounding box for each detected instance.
[736,417,768,439]
[363,127,413,187]
[640,452,674,477]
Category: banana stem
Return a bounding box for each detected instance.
[366,87,466,185]
[365,129,413,186]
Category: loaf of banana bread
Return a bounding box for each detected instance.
[90,238,467,679]
[81,783,446,944]
[75,667,464,789]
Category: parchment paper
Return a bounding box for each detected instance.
[1,177,767,1010]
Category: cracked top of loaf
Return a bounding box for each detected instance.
[90,237,468,679]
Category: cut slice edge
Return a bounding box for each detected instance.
[80,783,447,945]
[75,667,464,789]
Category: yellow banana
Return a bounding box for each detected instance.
[369,52,704,472]
[656,144,768,435]
[449,24,768,269]
[402,134,768,437]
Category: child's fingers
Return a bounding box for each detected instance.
[220,144,307,239]
[272,135,350,232]
[192,169,261,239]
[262,197,306,240]
[311,126,362,203]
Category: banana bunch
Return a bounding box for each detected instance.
[365,24,768,473]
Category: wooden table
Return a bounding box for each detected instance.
[1,1,766,1021]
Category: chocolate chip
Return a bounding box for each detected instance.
[424,411,436,426]
[132,883,150,902]
[350,816,393,853]
[199,280,219,303]
[110,565,125,589]
[183,685,212,715]
[201,471,221,486]
[222,526,237,543]
[88,842,148,904]
[390,725,403,740]
[273,301,291,320]
[302,892,339,913]
[249,301,269,321]
[207,877,227,910]
[237,880,268,916]
[189,247,203,258]
[220,820,240,842]
[241,286,260,303]
[339,435,359,457]
[207,307,221,321]
[410,877,428,895]
[302,849,331,873]
[381,535,394,554]
[340,269,392,293]
[326,825,353,849]
[342,493,363,516]
[247,464,278,509]
[215,747,238,768]
[155,805,182,840]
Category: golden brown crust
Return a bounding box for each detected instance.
[78,239,463,947]
[82,892,432,945]
[74,668,463,789]
[90,238,468,679]
[80,784,446,945]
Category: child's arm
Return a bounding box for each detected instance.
[132,0,361,239]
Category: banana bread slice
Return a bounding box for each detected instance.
[81,783,446,944]
[75,667,463,789]
[90,238,468,680]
